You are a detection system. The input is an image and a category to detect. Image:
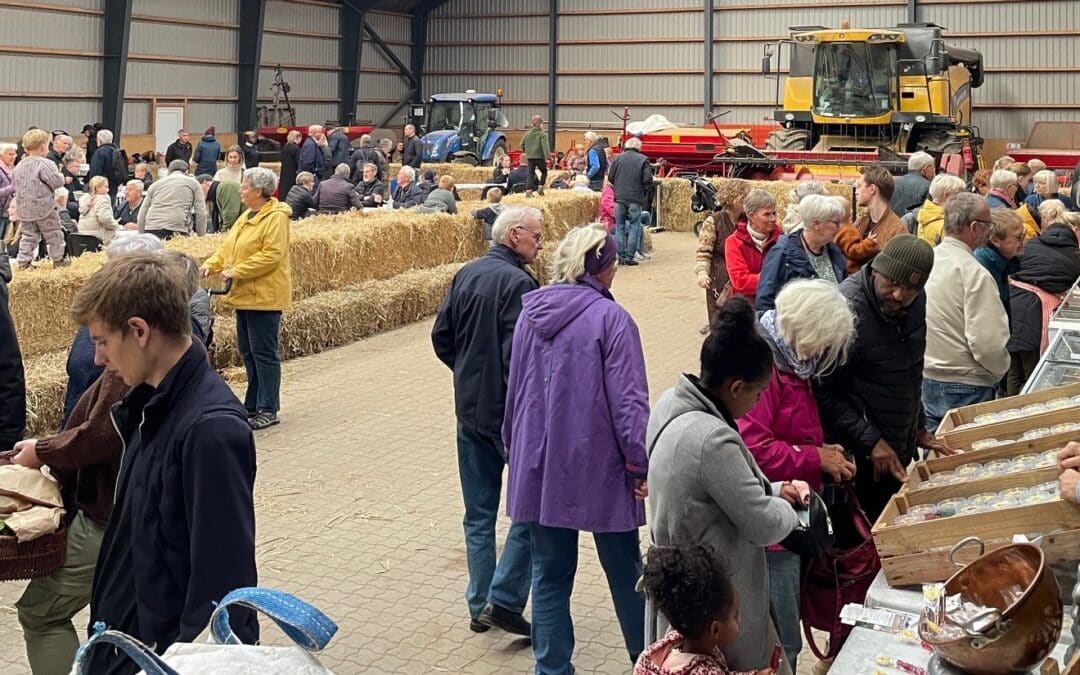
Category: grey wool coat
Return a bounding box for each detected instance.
[645,374,799,671]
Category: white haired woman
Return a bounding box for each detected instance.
[756,194,848,312]
[1025,169,1075,216]
[739,279,856,671]
[780,180,827,233]
[986,169,1019,209]
[76,176,122,243]
[917,174,966,246]
[504,223,649,674]
[201,167,292,430]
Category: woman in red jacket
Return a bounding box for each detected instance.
[738,279,856,672]
[724,189,780,305]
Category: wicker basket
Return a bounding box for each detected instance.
[0,528,67,581]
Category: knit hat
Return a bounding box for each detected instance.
[871,234,934,289]
[423,169,436,181]
[205,126,216,135]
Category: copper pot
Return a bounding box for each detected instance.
[919,538,1063,674]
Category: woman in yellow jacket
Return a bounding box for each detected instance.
[201,166,292,430]
[916,174,966,246]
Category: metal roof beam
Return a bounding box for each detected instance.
[102,0,133,141]
[237,0,267,133]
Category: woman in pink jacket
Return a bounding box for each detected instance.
[738,279,856,672]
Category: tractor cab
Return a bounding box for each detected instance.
[421,91,510,165]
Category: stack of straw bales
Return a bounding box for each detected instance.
[657,177,854,234]
[15,191,600,436]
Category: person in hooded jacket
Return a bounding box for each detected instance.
[755,195,848,312]
[201,167,291,431]
[738,279,856,671]
[1006,222,1080,395]
[504,224,649,674]
[193,128,221,177]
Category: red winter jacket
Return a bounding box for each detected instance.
[723,221,779,305]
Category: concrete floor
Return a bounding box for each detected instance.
[0,231,824,674]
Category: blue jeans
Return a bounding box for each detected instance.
[235,309,282,413]
[457,424,532,619]
[767,548,802,672]
[922,379,995,435]
[615,202,642,262]
[527,523,644,675]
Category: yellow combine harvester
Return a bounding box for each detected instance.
[722,21,984,179]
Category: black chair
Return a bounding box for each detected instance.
[67,233,103,257]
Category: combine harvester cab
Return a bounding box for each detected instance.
[743,21,985,180]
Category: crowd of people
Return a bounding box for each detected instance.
[8,111,1080,674]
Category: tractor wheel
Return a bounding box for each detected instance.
[453,154,479,166]
[765,128,811,152]
[490,139,509,167]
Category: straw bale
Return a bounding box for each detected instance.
[657,177,853,233]
[24,351,68,438]
[10,192,599,358]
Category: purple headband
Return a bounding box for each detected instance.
[583,234,618,276]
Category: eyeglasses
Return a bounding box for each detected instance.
[514,226,543,244]
[971,218,993,229]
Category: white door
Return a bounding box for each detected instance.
[154,106,185,155]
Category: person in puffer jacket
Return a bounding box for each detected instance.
[192,127,221,176]
[1006,223,1080,394]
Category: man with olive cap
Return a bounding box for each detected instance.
[814,235,952,520]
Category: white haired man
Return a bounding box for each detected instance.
[47,134,74,169]
[986,169,1019,209]
[350,134,386,183]
[607,136,653,266]
[889,151,935,216]
[922,192,1009,432]
[116,180,144,228]
[392,166,425,209]
[298,125,326,183]
[583,131,607,191]
[314,164,364,214]
[431,206,543,638]
[87,128,124,195]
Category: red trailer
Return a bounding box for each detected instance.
[1008,122,1080,172]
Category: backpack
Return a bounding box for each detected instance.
[109,146,129,186]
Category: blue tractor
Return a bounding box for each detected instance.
[420,91,510,166]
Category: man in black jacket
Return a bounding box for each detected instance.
[73,254,257,674]
[607,137,653,266]
[165,130,192,166]
[431,206,543,637]
[814,235,951,520]
[401,124,423,170]
[354,162,385,207]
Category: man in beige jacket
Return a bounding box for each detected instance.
[922,191,1010,433]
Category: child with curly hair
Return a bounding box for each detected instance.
[636,544,776,675]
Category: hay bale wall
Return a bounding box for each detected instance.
[10,192,598,358]
[18,192,600,436]
[657,177,854,234]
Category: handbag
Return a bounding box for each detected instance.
[68,587,338,674]
[711,279,733,308]
[799,486,881,660]
[778,490,833,558]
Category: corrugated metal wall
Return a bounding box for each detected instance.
[126,0,240,135]
[920,0,1080,140]
[357,10,413,127]
[426,0,549,129]
[0,2,104,132]
[261,0,339,125]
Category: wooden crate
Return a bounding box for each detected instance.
[934,382,1080,450]
[872,467,1080,585]
[900,432,1070,494]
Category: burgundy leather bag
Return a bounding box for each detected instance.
[800,487,881,659]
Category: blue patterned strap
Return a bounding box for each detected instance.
[210,587,338,652]
[71,622,179,675]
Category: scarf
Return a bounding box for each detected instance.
[747,225,769,251]
[759,310,820,380]
[1009,279,1065,354]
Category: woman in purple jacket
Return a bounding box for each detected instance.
[504,223,649,675]
[738,278,856,670]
